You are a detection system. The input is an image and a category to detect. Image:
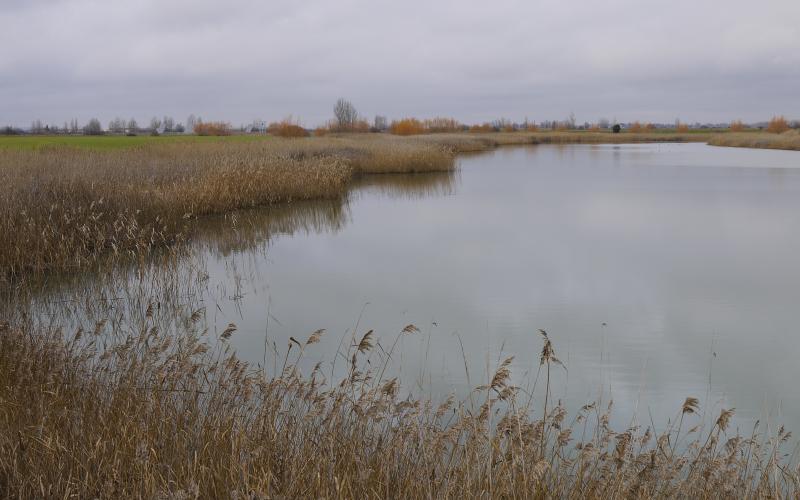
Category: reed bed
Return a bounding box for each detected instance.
[0,137,455,283]
[708,131,800,151]
[0,315,796,498]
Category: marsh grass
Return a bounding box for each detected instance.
[1,313,797,498]
[0,137,455,283]
[709,131,800,151]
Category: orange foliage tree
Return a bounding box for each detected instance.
[730,120,745,132]
[767,116,789,134]
[389,118,425,135]
[194,122,232,136]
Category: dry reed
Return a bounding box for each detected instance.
[0,316,796,498]
[708,131,800,151]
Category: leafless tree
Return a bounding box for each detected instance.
[333,98,358,130]
[127,118,138,134]
[108,117,125,134]
[163,116,175,133]
[83,118,103,135]
[373,115,387,131]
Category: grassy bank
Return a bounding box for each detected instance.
[0,318,795,498]
[708,131,800,151]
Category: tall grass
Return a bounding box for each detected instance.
[0,137,455,283]
[0,316,796,498]
[708,131,800,151]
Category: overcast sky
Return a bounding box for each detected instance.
[2,0,799,127]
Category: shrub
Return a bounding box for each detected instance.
[767,116,789,134]
[267,118,310,138]
[628,121,644,133]
[194,122,232,136]
[390,118,426,136]
[676,122,689,133]
[730,120,745,132]
[469,123,495,133]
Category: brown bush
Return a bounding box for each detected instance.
[390,118,426,136]
[628,121,644,133]
[267,118,310,138]
[194,122,232,136]
[469,123,496,133]
[730,120,745,132]
[767,116,789,134]
[676,122,689,133]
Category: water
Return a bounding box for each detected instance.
[34,143,800,431]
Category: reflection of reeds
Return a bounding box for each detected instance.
[350,171,458,200]
[192,197,351,257]
[1,314,794,498]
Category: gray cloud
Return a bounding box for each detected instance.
[1,0,799,127]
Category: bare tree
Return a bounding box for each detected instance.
[108,117,125,134]
[333,98,358,131]
[373,115,387,131]
[149,117,162,134]
[186,114,197,133]
[31,120,44,134]
[83,118,103,135]
[127,118,138,135]
[163,116,175,133]
[70,119,80,134]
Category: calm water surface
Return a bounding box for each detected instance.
[46,143,800,430]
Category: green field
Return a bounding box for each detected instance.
[0,134,273,150]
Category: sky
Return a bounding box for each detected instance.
[1,0,799,128]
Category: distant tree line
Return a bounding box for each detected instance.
[5,103,799,137]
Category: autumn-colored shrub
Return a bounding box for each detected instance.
[469,123,495,133]
[267,118,310,138]
[194,122,232,136]
[730,120,745,132]
[767,116,789,134]
[676,122,689,133]
[390,118,425,136]
[628,121,643,133]
[644,122,655,131]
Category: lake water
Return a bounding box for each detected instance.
[35,142,800,431]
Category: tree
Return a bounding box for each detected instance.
[333,98,358,131]
[127,118,138,135]
[186,114,197,133]
[174,122,185,133]
[373,115,387,131]
[108,117,125,134]
[149,117,162,135]
[83,118,103,135]
[70,119,79,134]
[162,116,174,133]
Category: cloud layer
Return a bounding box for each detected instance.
[2,0,799,126]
